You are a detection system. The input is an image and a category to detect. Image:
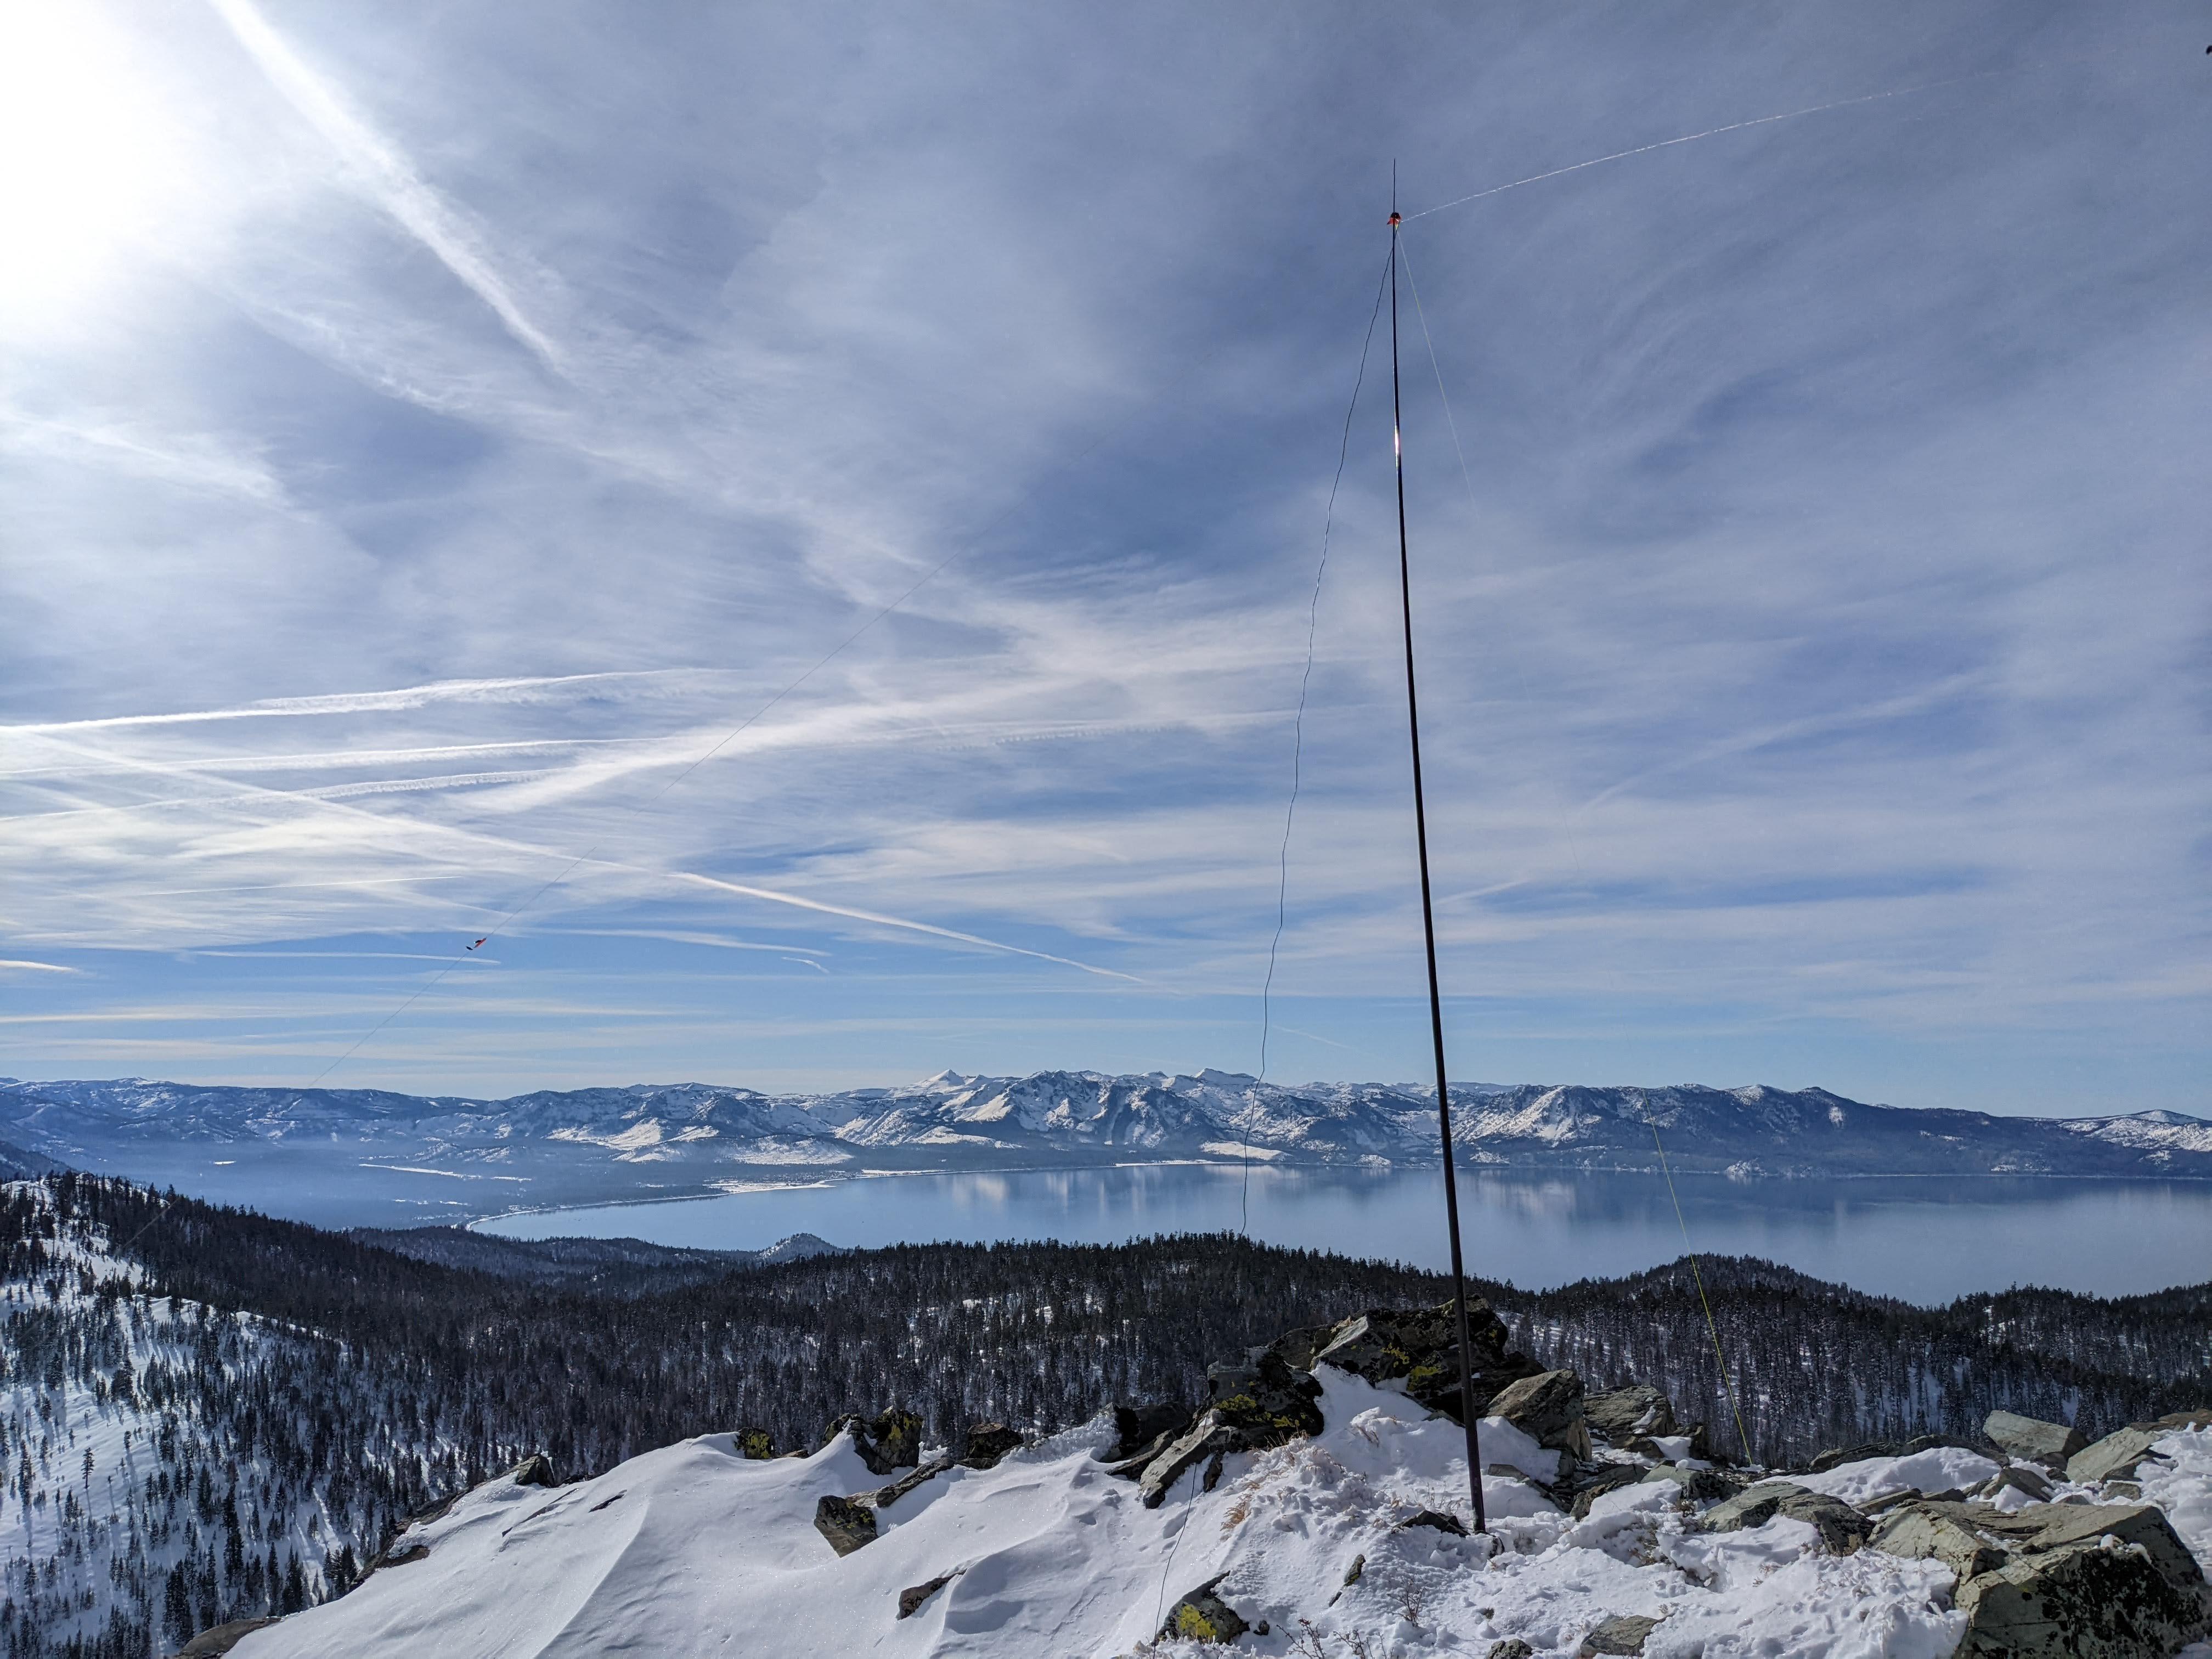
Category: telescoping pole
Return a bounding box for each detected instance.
[1387,191,1488,1534]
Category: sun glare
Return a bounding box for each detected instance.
[0,1,189,326]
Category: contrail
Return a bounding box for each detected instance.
[670,870,1144,983]
[205,0,566,373]
[2,671,698,736]
[1407,70,2001,220]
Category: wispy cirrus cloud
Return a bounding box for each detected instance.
[0,1,2201,1110]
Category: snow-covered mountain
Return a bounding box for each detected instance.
[1,1075,2204,1222]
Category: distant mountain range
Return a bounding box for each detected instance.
[2,1074,2207,1216]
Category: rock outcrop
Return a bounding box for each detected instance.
[1485,1369,1594,1464]
[812,1493,878,1556]
[1296,1300,1540,1420]
[1872,1499,2210,1658]
[1985,1410,2087,1469]
[1159,1576,1250,1643]
[815,1408,924,1476]
[1691,1480,1871,1554]
[958,1421,1022,1470]
[2068,1426,2171,1486]
[1583,1384,1676,1446]
[1577,1613,1661,1655]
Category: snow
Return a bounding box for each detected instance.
[1792,1447,1999,1506]
[228,1365,2183,1659]
[2141,1426,2212,1576]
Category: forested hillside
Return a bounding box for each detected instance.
[2,1173,2207,1657]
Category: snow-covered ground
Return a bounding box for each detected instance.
[230,1373,2212,1659]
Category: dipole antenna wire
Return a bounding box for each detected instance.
[1243,245,1392,1239]
[1651,1122,1755,1462]
[1389,172,1488,1534]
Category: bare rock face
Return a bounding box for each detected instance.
[812,1493,878,1556]
[1691,1480,1871,1555]
[1583,1384,1677,1447]
[1158,1576,1250,1644]
[1986,1410,2089,1469]
[1486,1369,1594,1464]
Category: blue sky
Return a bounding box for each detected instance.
[1,2,2203,1113]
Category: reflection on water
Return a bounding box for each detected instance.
[476,1165,2212,1306]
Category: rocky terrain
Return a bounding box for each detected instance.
[201,1297,2212,1659]
[7,1171,2209,1657]
[2,1073,2204,1222]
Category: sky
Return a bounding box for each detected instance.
[1,1,2204,1113]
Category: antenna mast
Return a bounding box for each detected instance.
[1388,176,1488,1533]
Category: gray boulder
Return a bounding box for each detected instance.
[1486,1645,1536,1659]
[812,1493,878,1556]
[1570,1464,1650,1520]
[1691,1480,1871,1555]
[2148,1409,2212,1431]
[1137,1411,1247,1508]
[1397,1508,1469,1537]
[870,1455,955,1511]
[1485,1369,1594,1464]
[1869,1501,2008,1583]
[1639,1465,1749,1504]
[2068,1426,2169,1486]
[1925,1501,2212,1658]
[1303,1300,1540,1419]
[168,1618,283,1658]
[1578,1613,1662,1655]
[505,1454,558,1488]
[1986,1410,2087,1469]
[896,1572,957,1619]
[1207,1350,1324,1442]
[958,1421,1022,1470]
[1584,1384,1677,1446]
[1979,1464,2054,1504]
[1103,1401,1191,1464]
[1956,1541,2205,1656]
[1159,1576,1250,1644]
[816,1408,926,1476]
[1976,1502,2205,1593]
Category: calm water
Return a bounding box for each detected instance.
[475,1165,2212,1305]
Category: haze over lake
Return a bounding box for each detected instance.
[475,1165,2212,1306]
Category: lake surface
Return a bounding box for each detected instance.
[475,1165,2212,1305]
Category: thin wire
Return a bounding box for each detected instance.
[1243,246,1392,1238]
[1651,1124,1754,1463]
[1404,68,2011,221]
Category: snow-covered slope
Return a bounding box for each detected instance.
[0,1183,458,1655]
[227,1374,2212,1659]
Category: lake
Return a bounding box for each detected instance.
[474,1164,2212,1305]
